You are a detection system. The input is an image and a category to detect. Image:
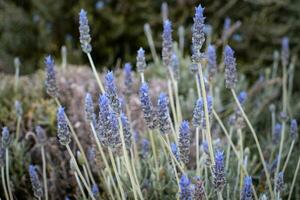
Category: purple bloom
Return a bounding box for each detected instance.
[141,138,150,158]
[29,165,43,198]
[224,45,237,88]
[192,98,204,128]
[212,150,226,191]
[273,123,282,145]
[275,172,284,193]
[178,121,191,164]
[290,119,298,140]
[44,55,58,97]
[85,93,95,123]
[241,176,253,200]
[1,127,10,148]
[238,91,247,105]
[105,71,121,114]
[194,176,205,200]
[139,83,157,129]
[92,184,100,197]
[207,45,217,79]
[281,37,289,67]
[171,53,180,80]
[136,48,147,73]
[123,63,133,96]
[79,9,92,53]
[191,5,205,63]
[157,93,171,134]
[222,17,231,41]
[162,20,173,68]
[171,142,179,160]
[35,125,47,145]
[120,112,132,149]
[57,107,71,146]
[179,175,192,200]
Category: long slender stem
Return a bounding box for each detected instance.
[5,150,13,200]
[90,123,122,200]
[41,146,48,200]
[118,118,143,200]
[55,98,96,186]
[287,154,300,200]
[143,24,159,65]
[86,53,105,93]
[74,172,87,199]
[66,145,96,200]
[213,109,258,200]
[149,130,159,180]
[174,81,182,123]
[231,89,274,199]
[238,128,244,194]
[168,80,178,140]
[217,191,223,200]
[282,140,295,173]
[225,127,233,171]
[82,165,91,188]
[1,167,9,200]
[196,127,200,175]
[198,63,215,165]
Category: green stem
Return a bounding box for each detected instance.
[6,149,13,200]
[231,89,274,199]
[1,166,9,200]
[196,127,200,175]
[66,145,96,200]
[287,153,300,200]
[15,117,21,141]
[143,24,159,65]
[198,63,215,165]
[282,140,295,173]
[90,123,122,200]
[149,130,159,180]
[86,53,105,93]
[74,172,87,199]
[41,146,48,200]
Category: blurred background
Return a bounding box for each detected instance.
[0,0,299,74]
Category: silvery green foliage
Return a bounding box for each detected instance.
[56,107,71,146]
[79,9,92,53]
[224,45,237,89]
[29,165,43,198]
[44,55,58,98]
[1,127,10,148]
[178,121,191,164]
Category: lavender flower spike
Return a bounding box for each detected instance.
[157,93,171,134]
[120,112,132,149]
[136,47,147,73]
[224,45,237,89]
[275,172,284,193]
[139,83,157,129]
[281,37,289,67]
[171,53,180,80]
[179,175,192,200]
[207,45,217,79]
[290,119,298,140]
[44,55,58,97]
[273,123,282,145]
[178,120,191,164]
[194,176,205,200]
[162,19,173,68]
[241,176,253,200]
[212,150,226,191]
[141,139,150,158]
[79,9,92,53]
[35,125,47,145]
[85,93,95,123]
[2,127,10,148]
[57,107,71,145]
[238,91,248,105]
[92,184,100,198]
[123,63,133,96]
[192,5,205,63]
[29,165,43,198]
[105,71,121,114]
[192,98,204,128]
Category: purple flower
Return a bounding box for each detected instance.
[79,9,92,53]
[241,176,253,200]
[207,45,217,79]
[212,150,226,191]
[139,83,157,129]
[85,93,95,123]
[273,123,282,145]
[191,5,205,63]
[275,172,284,193]
[162,20,173,68]
[222,17,231,41]
[105,71,121,114]
[194,176,205,200]
[57,107,71,145]
[238,91,247,105]
[92,184,100,198]
[179,175,192,200]
[171,142,179,160]
[281,37,289,67]
[121,112,132,149]
[29,165,43,198]
[141,139,150,158]
[192,98,204,128]
[224,45,237,89]
[44,55,58,97]
[157,93,171,134]
[171,53,180,80]
[35,125,47,145]
[123,63,133,96]
[1,127,10,148]
[178,121,191,164]
[136,48,146,73]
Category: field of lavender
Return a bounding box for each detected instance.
[0,2,299,200]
